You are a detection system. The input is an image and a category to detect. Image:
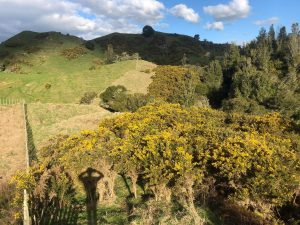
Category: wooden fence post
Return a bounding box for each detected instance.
[22,100,31,225]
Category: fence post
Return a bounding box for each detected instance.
[22,100,30,225]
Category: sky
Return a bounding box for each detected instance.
[0,0,299,43]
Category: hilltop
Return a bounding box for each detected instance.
[91,31,229,65]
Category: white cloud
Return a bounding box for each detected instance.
[205,22,224,31]
[75,0,165,24]
[169,4,199,23]
[254,17,279,26]
[203,0,250,21]
[0,0,166,41]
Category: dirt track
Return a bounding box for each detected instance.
[0,104,26,181]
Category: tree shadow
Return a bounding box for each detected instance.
[79,167,103,225]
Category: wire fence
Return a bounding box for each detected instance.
[0,98,24,105]
[22,101,31,225]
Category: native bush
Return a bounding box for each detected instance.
[100,85,149,112]
[80,91,97,104]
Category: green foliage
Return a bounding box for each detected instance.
[30,103,300,224]
[142,25,155,38]
[12,165,79,225]
[80,91,97,104]
[218,23,300,119]
[148,66,199,106]
[61,46,88,60]
[93,32,229,65]
[0,182,21,224]
[85,41,95,50]
[100,85,149,112]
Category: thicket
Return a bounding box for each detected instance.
[100,85,150,112]
[60,46,88,60]
[148,23,300,123]
[218,23,300,120]
[11,103,300,224]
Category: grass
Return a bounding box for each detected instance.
[26,103,114,149]
[111,60,156,94]
[0,59,137,103]
[0,31,150,103]
[0,105,26,180]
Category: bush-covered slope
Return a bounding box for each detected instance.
[92,31,229,65]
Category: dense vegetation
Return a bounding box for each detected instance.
[11,103,300,224]
[92,26,229,65]
[1,24,300,224]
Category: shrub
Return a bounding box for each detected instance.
[10,63,21,73]
[100,85,150,112]
[80,91,97,104]
[148,66,199,106]
[45,83,51,89]
[85,41,95,50]
[0,63,5,72]
[24,46,41,54]
[0,181,20,224]
[142,25,155,38]
[61,46,88,60]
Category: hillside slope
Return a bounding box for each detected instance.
[0,31,159,103]
[92,31,229,65]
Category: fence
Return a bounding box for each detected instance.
[0,98,24,105]
[0,98,30,224]
[22,101,31,225]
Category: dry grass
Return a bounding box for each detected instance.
[0,105,26,180]
[27,103,114,149]
[111,60,156,94]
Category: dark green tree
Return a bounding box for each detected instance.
[142,25,155,37]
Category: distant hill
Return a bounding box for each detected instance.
[92,31,230,65]
[0,30,230,68]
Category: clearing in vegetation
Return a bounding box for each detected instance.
[111,60,156,94]
[26,103,114,149]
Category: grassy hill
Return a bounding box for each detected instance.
[92,31,229,65]
[0,31,159,103]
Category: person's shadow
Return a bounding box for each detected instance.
[79,167,103,225]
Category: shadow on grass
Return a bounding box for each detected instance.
[79,167,103,225]
[24,103,37,163]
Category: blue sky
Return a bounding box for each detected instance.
[0,0,299,43]
[159,0,300,43]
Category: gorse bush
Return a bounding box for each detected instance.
[60,46,88,60]
[13,103,300,224]
[148,66,199,106]
[0,181,21,224]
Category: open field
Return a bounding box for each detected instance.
[27,103,114,149]
[0,60,137,103]
[0,104,26,180]
[111,60,156,94]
